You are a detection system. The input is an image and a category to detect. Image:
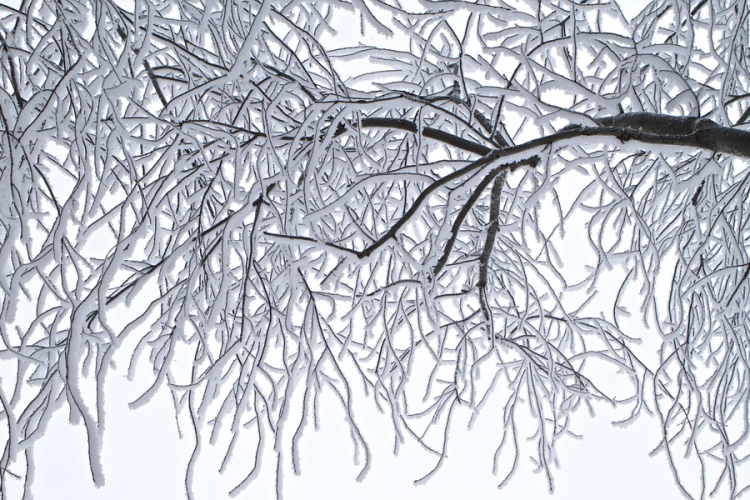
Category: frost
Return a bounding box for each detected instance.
[1,0,750,499]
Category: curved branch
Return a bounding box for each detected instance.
[276,111,750,263]
[349,112,750,162]
[360,117,493,156]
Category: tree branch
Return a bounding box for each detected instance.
[361,117,493,156]
[356,155,540,259]
[276,111,750,264]
[144,59,168,109]
[340,112,750,163]
[592,113,750,158]
[478,170,507,319]
[498,113,750,160]
[433,167,505,276]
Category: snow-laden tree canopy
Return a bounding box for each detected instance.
[1,0,750,498]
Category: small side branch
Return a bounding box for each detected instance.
[0,27,25,108]
[144,59,168,109]
[478,170,507,319]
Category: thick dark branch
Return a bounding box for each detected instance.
[478,170,507,319]
[494,113,750,160]
[271,154,539,260]
[349,112,750,160]
[593,113,750,158]
[596,113,707,135]
[361,117,493,156]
